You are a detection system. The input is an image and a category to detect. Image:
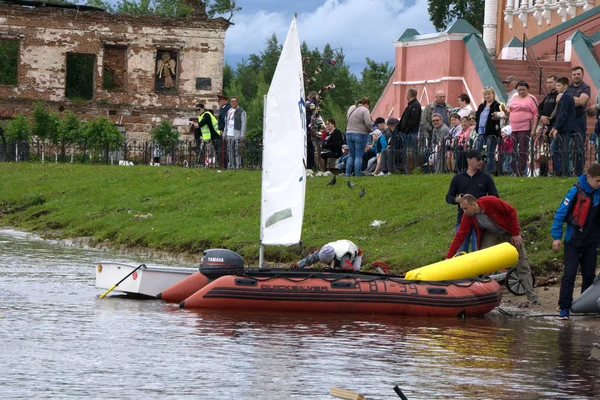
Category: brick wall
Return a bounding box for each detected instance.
[0,2,229,140]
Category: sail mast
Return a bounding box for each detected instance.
[259,16,306,267]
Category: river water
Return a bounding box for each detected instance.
[1,229,600,399]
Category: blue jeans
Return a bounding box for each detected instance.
[345,133,369,176]
[474,135,485,151]
[455,223,477,254]
[404,132,418,147]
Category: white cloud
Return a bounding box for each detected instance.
[225,0,435,71]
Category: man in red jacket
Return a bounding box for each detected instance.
[446,194,538,303]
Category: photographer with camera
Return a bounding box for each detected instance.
[445,149,498,254]
[191,103,220,167]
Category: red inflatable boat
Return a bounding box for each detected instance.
[180,272,501,317]
[160,249,502,317]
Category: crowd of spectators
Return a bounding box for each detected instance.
[309,65,598,178]
[191,66,598,175]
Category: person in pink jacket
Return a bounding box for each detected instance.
[505,81,538,176]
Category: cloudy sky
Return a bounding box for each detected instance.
[225,0,436,74]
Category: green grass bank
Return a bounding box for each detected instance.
[0,163,575,274]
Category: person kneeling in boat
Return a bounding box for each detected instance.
[294,240,362,270]
[446,194,538,303]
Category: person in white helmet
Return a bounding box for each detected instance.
[294,239,362,270]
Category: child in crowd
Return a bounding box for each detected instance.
[454,117,472,171]
[468,112,478,143]
[445,113,462,172]
[364,129,387,175]
[500,125,515,175]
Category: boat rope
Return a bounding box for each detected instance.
[241,271,492,288]
[497,307,560,318]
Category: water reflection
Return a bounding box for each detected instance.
[1,229,600,399]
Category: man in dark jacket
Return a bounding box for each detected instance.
[399,88,422,172]
[217,95,231,133]
[399,88,422,145]
[217,95,230,168]
[569,66,590,140]
[550,77,577,176]
[446,149,498,254]
[380,118,399,174]
[538,75,559,128]
[447,194,537,303]
[536,76,558,176]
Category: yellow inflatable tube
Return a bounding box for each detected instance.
[404,242,518,281]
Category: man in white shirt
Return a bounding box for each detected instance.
[223,96,247,169]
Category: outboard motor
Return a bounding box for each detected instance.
[199,249,244,279]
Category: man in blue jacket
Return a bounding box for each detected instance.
[551,163,600,320]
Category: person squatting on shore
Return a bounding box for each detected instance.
[551,164,600,320]
[446,194,538,303]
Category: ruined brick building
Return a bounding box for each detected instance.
[0,0,230,139]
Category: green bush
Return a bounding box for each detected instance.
[5,114,31,142]
[151,121,180,154]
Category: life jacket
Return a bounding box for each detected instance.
[567,183,592,230]
[199,111,219,141]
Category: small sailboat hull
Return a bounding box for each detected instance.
[180,271,502,317]
[570,277,600,314]
[96,262,195,298]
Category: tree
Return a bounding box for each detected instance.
[4,114,32,162]
[222,62,234,96]
[427,0,484,32]
[259,34,282,85]
[32,103,60,163]
[357,58,393,112]
[84,117,124,162]
[234,59,261,101]
[205,0,241,21]
[5,114,31,143]
[84,0,241,20]
[57,111,85,162]
[151,121,180,163]
[115,0,193,18]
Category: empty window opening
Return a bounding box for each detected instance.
[0,39,19,86]
[103,46,127,91]
[66,53,95,101]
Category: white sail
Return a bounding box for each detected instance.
[260,17,306,246]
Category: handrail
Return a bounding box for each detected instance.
[523,34,548,96]
[555,12,600,61]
